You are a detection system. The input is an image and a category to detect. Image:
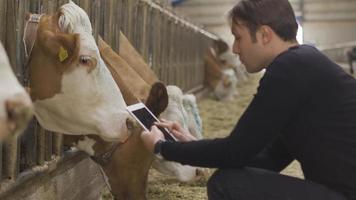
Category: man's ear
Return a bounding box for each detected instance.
[38,30,80,65]
[259,25,273,45]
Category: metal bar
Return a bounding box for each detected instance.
[52,133,63,157]
[3,137,20,180]
[36,123,46,165]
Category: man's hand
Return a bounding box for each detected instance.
[140,125,165,153]
[155,119,197,142]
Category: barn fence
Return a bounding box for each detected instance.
[0,0,216,196]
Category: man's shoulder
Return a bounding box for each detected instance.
[270,45,333,72]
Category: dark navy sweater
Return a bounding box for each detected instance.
[161,45,356,199]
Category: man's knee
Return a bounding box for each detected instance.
[207,169,249,199]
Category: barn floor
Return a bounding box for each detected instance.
[146,72,304,200]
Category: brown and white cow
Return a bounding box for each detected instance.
[25,2,161,199]
[0,42,33,141]
[26,1,132,142]
[97,37,205,196]
[204,40,239,101]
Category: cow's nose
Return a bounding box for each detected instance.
[5,94,33,136]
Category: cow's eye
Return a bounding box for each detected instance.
[79,55,91,65]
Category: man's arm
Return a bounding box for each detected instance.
[158,56,309,168]
[247,136,294,172]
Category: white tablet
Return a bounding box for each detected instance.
[127,102,176,141]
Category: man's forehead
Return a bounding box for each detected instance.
[231,21,245,34]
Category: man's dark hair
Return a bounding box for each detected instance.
[229,0,298,42]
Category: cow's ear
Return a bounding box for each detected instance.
[145,82,168,117]
[38,30,80,65]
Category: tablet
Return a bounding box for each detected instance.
[127,102,176,141]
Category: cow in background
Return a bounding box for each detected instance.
[204,39,240,101]
[219,48,249,83]
[0,42,33,141]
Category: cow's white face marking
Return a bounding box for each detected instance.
[76,136,96,156]
[33,2,130,141]
[214,69,238,101]
[0,42,33,140]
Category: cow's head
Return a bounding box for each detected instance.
[27,2,131,141]
[0,42,33,141]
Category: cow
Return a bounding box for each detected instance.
[219,48,249,83]
[347,47,356,74]
[96,37,168,199]
[204,43,239,101]
[25,1,132,142]
[0,42,33,141]
[24,2,157,199]
[99,37,205,197]
[26,2,201,199]
[156,85,205,182]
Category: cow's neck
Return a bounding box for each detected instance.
[64,131,153,200]
[102,131,153,200]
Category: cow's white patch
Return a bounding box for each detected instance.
[76,136,96,156]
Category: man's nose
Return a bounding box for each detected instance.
[232,43,240,55]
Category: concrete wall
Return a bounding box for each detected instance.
[302,0,356,46]
[304,21,356,46]
[0,153,106,200]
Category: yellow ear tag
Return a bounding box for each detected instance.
[59,46,68,62]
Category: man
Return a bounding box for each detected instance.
[141,0,356,199]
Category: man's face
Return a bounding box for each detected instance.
[231,22,267,73]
